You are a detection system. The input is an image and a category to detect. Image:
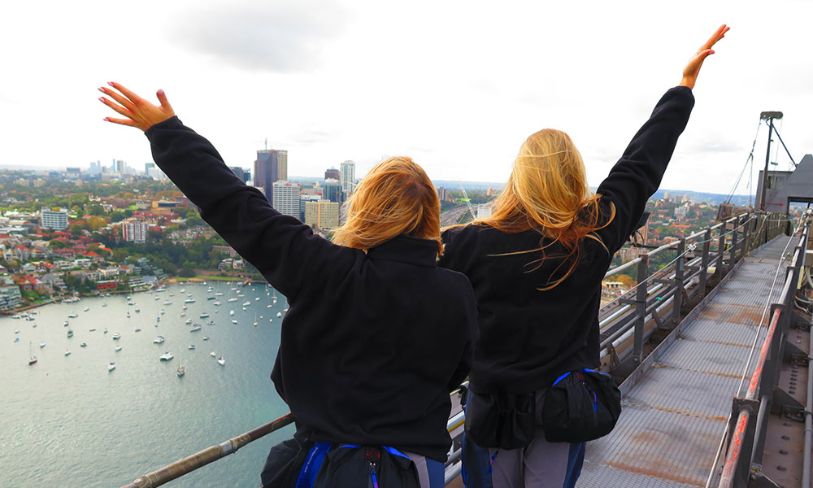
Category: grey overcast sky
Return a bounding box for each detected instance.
[1,0,811,194]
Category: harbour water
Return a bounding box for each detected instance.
[1,282,294,488]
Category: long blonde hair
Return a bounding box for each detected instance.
[333,156,442,254]
[476,129,615,290]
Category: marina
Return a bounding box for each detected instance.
[1,281,291,487]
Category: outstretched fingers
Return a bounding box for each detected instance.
[104,116,137,127]
[702,24,729,51]
[99,86,136,112]
[107,81,145,106]
[99,95,134,120]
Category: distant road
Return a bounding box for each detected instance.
[441,206,473,227]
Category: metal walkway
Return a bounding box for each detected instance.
[578,235,793,488]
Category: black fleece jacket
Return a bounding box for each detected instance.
[439,86,695,394]
[145,118,477,461]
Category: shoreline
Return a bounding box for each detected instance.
[2,273,267,316]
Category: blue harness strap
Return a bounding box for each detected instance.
[295,443,413,488]
[294,441,332,488]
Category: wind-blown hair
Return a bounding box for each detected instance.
[333,156,442,254]
[475,129,615,290]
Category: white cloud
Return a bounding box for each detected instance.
[170,0,348,73]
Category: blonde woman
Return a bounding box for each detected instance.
[439,25,729,488]
[99,84,476,487]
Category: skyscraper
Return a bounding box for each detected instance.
[123,220,149,243]
[230,166,252,184]
[272,181,302,219]
[305,200,340,230]
[322,179,342,203]
[325,168,340,181]
[89,161,102,177]
[254,149,288,202]
[112,159,127,174]
[340,160,355,196]
[40,208,69,230]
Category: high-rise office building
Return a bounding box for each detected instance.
[322,179,342,203]
[40,208,69,230]
[112,159,128,174]
[254,149,288,202]
[340,160,355,196]
[272,181,301,219]
[305,200,340,230]
[123,220,148,243]
[89,161,103,177]
[325,168,340,181]
[230,166,251,183]
[300,194,321,222]
[437,187,448,202]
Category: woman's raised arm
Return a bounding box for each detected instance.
[596,25,729,253]
[98,83,355,299]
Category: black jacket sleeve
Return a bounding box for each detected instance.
[596,86,695,254]
[145,116,354,299]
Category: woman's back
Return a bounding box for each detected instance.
[275,234,476,460]
[136,115,477,460]
[440,85,696,395]
[440,224,609,394]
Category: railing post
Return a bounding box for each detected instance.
[699,228,711,295]
[633,254,649,365]
[672,239,685,327]
[742,213,751,256]
[764,213,769,244]
[717,220,726,274]
[730,216,739,264]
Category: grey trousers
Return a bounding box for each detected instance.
[488,436,585,488]
[487,391,586,488]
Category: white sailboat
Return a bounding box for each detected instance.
[28,342,37,365]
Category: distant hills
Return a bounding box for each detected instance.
[289,177,754,206]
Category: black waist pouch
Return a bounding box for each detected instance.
[315,446,420,487]
[465,391,535,450]
[260,433,312,488]
[541,369,621,443]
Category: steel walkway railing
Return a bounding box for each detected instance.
[716,213,811,488]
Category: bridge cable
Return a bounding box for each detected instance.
[771,122,797,168]
[724,120,762,205]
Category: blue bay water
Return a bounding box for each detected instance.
[0,283,295,488]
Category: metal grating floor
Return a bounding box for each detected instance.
[578,236,793,487]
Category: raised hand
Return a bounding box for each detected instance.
[99,82,175,131]
[680,24,729,89]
